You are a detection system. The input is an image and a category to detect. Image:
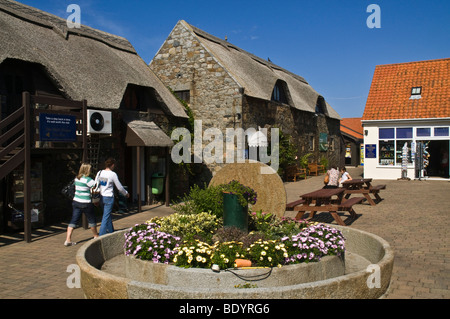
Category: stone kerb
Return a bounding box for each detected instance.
[208,161,287,218]
[125,254,345,289]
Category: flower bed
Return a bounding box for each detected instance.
[124,212,345,270]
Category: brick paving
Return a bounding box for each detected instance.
[0,166,449,299]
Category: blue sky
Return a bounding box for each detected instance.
[16,0,450,119]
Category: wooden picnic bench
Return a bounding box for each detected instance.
[289,188,364,226]
[341,178,386,206]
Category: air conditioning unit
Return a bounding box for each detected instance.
[87,110,112,135]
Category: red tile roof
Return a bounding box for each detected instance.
[341,117,363,140]
[362,58,450,121]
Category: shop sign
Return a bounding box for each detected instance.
[39,113,77,142]
[365,144,377,158]
[319,133,328,151]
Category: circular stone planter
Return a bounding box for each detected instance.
[76,225,394,299]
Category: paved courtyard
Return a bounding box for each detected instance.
[0,166,448,299]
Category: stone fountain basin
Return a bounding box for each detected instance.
[76,225,394,299]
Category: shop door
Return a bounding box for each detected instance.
[427,140,449,178]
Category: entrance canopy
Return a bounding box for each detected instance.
[125,120,174,147]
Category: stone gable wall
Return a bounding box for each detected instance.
[151,22,242,131]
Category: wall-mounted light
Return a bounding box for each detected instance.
[364,130,368,136]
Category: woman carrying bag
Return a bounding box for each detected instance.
[95,158,129,236]
[64,163,99,246]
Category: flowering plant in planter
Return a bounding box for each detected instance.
[221,180,257,207]
[173,239,214,268]
[246,239,288,267]
[124,223,181,264]
[124,212,346,269]
[147,212,221,241]
[210,241,247,269]
[281,223,346,264]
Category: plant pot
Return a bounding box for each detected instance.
[223,192,248,232]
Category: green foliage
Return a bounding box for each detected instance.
[148,212,222,241]
[173,239,214,268]
[299,153,313,169]
[276,129,299,174]
[210,241,247,269]
[320,156,329,169]
[172,181,257,218]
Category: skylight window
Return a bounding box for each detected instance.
[411,87,422,95]
[410,86,422,100]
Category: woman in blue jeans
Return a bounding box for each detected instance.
[65,163,99,246]
[95,158,129,236]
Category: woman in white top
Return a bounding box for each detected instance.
[96,158,129,236]
[339,167,352,187]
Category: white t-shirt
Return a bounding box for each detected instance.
[339,172,350,186]
[95,170,128,197]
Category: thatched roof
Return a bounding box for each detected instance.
[125,119,174,147]
[0,0,187,118]
[181,21,340,120]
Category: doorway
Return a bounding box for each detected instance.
[426,140,449,178]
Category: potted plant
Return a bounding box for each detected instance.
[221,181,257,233]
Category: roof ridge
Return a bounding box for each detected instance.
[376,57,450,68]
[182,20,309,85]
[0,0,135,53]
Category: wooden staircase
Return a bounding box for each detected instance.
[0,105,28,181]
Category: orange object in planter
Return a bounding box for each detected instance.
[235,259,252,267]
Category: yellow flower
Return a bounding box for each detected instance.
[261,251,266,256]
[196,256,202,262]
[268,257,272,262]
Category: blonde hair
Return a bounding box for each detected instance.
[77,163,92,179]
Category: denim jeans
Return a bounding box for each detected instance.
[70,201,96,228]
[99,196,115,236]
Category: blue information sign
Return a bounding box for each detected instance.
[365,144,377,159]
[39,113,77,142]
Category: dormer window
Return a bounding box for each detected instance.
[410,86,422,100]
[271,81,289,104]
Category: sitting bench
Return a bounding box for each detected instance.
[286,199,306,211]
[338,197,365,220]
[370,184,386,203]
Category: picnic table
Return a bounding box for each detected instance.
[341,178,386,206]
[286,188,364,226]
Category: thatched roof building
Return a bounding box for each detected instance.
[183,21,341,120]
[0,0,187,118]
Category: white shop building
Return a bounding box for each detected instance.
[362,58,450,180]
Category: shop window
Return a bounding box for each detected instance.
[379,128,394,139]
[416,128,431,137]
[396,127,413,139]
[434,127,449,137]
[396,140,413,165]
[379,140,394,166]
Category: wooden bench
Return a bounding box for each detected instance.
[337,197,365,219]
[370,184,386,202]
[286,199,305,211]
[307,163,319,176]
[285,166,307,182]
[292,188,364,226]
